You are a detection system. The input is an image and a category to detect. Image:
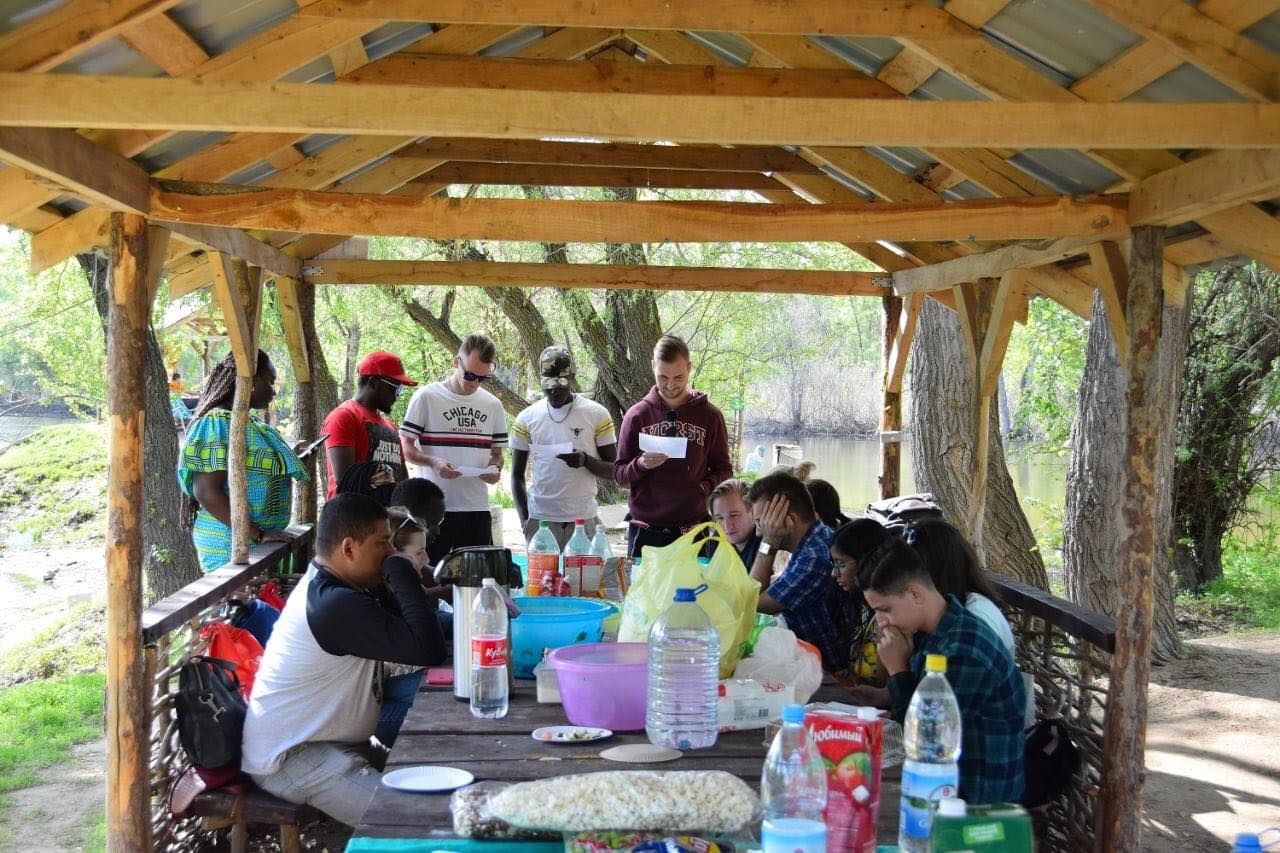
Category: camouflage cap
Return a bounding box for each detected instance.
[539,345,574,378]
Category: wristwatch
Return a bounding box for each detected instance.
[758,541,773,556]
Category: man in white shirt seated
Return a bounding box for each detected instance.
[240,493,441,826]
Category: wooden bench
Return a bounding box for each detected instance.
[191,785,320,853]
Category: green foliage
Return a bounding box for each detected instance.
[0,423,107,544]
[0,604,104,685]
[1002,296,1087,451]
[0,672,104,794]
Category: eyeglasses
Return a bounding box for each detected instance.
[378,377,405,398]
[831,556,858,572]
[462,370,493,383]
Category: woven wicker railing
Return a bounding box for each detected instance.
[140,526,313,851]
[991,573,1116,853]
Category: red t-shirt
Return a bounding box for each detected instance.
[321,400,407,498]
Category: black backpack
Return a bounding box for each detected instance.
[176,656,246,769]
[1022,717,1080,808]
[864,493,945,530]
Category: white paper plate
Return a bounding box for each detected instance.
[382,765,475,793]
[531,725,613,744]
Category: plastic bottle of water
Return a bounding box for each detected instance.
[1233,830,1280,852]
[760,704,828,853]
[526,521,561,596]
[469,578,509,719]
[646,586,720,750]
[591,523,612,561]
[563,519,602,597]
[900,654,962,852]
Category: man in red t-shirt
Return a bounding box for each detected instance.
[322,351,418,500]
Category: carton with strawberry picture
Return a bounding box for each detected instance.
[803,707,884,853]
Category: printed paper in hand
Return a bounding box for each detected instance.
[457,465,500,478]
[531,442,574,456]
[638,433,688,459]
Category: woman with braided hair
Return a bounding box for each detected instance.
[178,350,308,571]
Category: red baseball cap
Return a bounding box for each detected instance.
[357,351,417,386]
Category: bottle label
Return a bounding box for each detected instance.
[899,759,958,843]
[564,554,603,597]
[471,635,508,668]
[527,553,558,596]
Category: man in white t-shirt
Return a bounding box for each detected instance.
[510,346,617,547]
[399,334,508,563]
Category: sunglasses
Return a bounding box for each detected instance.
[462,370,493,383]
[378,377,405,398]
[396,511,440,538]
[541,376,573,389]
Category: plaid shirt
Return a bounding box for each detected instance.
[766,522,846,671]
[888,596,1025,804]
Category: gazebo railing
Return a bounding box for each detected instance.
[991,573,1116,853]
[140,525,313,851]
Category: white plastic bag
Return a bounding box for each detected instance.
[733,626,823,703]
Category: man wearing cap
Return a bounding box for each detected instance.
[509,346,618,548]
[322,351,418,501]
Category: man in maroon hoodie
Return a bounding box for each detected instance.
[615,335,734,558]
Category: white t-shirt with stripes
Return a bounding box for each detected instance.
[510,395,616,522]
[400,382,508,512]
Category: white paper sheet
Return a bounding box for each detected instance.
[531,442,574,456]
[638,432,688,459]
[456,465,500,478]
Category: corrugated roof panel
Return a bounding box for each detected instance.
[1241,11,1280,53]
[281,55,333,83]
[817,166,876,200]
[226,160,277,186]
[1008,150,1122,194]
[295,134,345,157]
[136,132,230,172]
[944,180,994,200]
[983,0,1140,82]
[868,146,935,174]
[913,69,990,101]
[53,35,162,77]
[1127,63,1249,102]
[363,22,433,61]
[169,0,295,56]
[0,0,69,33]
[810,36,901,76]
[685,32,752,66]
[482,26,548,57]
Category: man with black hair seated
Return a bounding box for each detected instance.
[855,535,1025,804]
[241,493,442,826]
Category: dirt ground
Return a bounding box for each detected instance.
[2,542,1278,849]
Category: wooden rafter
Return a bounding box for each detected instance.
[409,163,786,190]
[149,184,1129,244]
[893,235,1112,294]
[2,74,1277,149]
[0,0,184,72]
[1088,241,1130,367]
[1129,149,1280,227]
[0,127,150,214]
[978,270,1023,398]
[300,258,883,296]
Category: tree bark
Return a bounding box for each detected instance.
[338,319,361,403]
[81,252,200,602]
[300,282,339,503]
[908,297,1048,589]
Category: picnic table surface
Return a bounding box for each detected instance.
[350,677,902,850]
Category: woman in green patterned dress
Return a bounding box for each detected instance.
[178,350,308,572]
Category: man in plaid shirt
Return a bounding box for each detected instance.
[858,537,1025,804]
[746,472,847,671]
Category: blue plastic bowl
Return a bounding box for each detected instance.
[510,596,617,679]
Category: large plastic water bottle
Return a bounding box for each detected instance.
[591,523,613,561]
[563,519,602,597]
[526,521,561,596]
[760,704,828,853]
[900,653,962,852]
[646,585,720,750]
[1234,829,1280,852]
[469,578,509,719]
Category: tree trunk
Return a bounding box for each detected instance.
[997,372,1012,437]
[339,320,361,402]
[81,252,200,602]
[908,297,1048,589]
[1064,292,1184,663]
[300,283,338,503]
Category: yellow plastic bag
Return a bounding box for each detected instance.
[617,522,761,678]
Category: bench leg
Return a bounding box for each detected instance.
[280,823,302,853]
[230,820,248,853]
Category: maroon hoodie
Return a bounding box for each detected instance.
[615,387,734,528]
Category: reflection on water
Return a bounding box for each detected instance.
[746,435,1066,533]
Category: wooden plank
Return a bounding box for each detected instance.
[1080,0,1280,100]
[1099,224,1165,851]
[150,185,1131,244]
[1196,0,1280,30]
[1024,267,1095,320]
[119,12,210,76]
[886,292,922,394]
[104,211,153,852]
[979,270,1021,397]
[160,223,302,279]
[0,0,183,72]
[327,35,369,78]
[512,27,620,61]
[401,24,527,56]
[925,147,1058,198]
[143,227,171,305]
[5,74,1278,149]
[208,252,261,377]
[876,46,942,95]
[805,147,940,204]
[395,137,817,174]
[902,37,1078,102]
[30,208,112,274]
[301,258,882,296]
[344,52,898,98]
[411,162,784,190]
[879,294,905,498]
[154,134,304,182]
[737,33,854,71]
[1088,241,1130,367]
[893,235,1111,294]
[1197,204,1280,272]
[274,278,311,383]
[0,127,150,214]
[260,135,417,191]
[944,0,1012,28]
[298,0,974,37]
[1069,42,1180,102]
[989,572,1116,652]
[1130,149,1280,226]
[0,168,59,224]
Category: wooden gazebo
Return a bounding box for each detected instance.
[0,1,1276,849]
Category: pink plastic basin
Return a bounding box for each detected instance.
[547,642,648,732]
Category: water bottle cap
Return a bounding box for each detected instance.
[539,520,549,528]
[780,704,805,724]
[673,584,707,602]
[937,798,966,817]
[575,518,585,525]
[926,653,948,673]
[1235,833,1260,847]
[481,577,498,588]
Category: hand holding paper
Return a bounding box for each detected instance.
[456,465,501,478]
[639,432,688,459]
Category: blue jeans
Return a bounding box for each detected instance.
[375,670,424,748]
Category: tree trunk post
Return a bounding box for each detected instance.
[277,276,317,523]
[105,212,153,852]
[879,294,903,499]
[1099,225,1166,851]
[953,280,998,550]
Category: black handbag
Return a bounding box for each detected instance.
[176,655,246,769]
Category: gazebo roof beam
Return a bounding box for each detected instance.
[1130,149,1280,227]
[0,0,184,72]
[408,163,789,191]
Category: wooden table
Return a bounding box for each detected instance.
[351,679,901,850]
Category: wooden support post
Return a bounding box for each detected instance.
[879,293,904,499]
[953,279,998,548]
[1089,240,1131,368]
[276,275,318,523]
[208,252,262,562]
[881,292,921,498]
[1099,225,1165,852]
[105,212,154,851]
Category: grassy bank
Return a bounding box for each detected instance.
[0,422,106,546]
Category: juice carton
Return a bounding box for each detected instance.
[803,708,884,853]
